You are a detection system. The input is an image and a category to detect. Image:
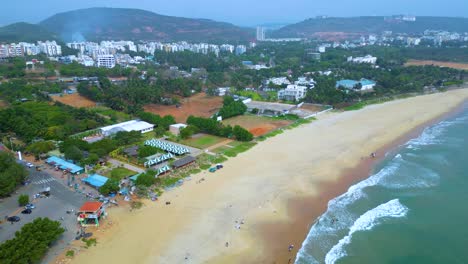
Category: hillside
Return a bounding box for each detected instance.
[39,7,254,42]
[273,16,468,39]
[0,22,59,43]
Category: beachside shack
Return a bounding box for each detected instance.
[77,201,105,227]
[82,174,109,189]
[46,156,84,174]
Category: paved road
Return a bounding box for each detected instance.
[0,164,89,264]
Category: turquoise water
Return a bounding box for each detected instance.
[296,103,468,264]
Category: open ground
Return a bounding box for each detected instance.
[179,134,228,150]
[144,93,223,123]
[223,115,293,136]
[51,93,97,108]
[404,59,468,70]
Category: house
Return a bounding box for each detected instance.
[123,145,139,157]
[173,156,196,169]
[100,120,154,137]
[216,87,230,96]
[266,77,291,86]
[169,124,188,136]
[336,79,376,92]
[77,201,106,227]
[278,85,309,101]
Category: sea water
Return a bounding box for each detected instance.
[295,103,468,264]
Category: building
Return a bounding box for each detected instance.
[347,55,377,64]
[169,124,188,136]
[173,156,196,168]
[336,79,376,92]
[235,45,247,55]
[278,85,309,101]
[82,174,109,188]
[266,77,291,86]
[96,54,116,68]
[77,201,106,227]
[45,156,84,174]
[100,120,154,137]
[216,87,230,96]
[256,26,266,41]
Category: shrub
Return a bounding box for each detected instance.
[18,194,29,206]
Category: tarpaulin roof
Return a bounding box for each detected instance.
[83,174,109,188]
[46,156,84,174]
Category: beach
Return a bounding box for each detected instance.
[69,89,468,264]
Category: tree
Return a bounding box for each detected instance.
[179,125,199,139]
[135,172,156,187]
[18,194,29,206]
[64,146,83,162]
[0,217,64,264]
[218,96,247,119]
[83,153,99,165]
[113,131,142,146]
[233,125,253,142]
[99,179,120,195]
[0,152,28,197]
[26,141,55,158]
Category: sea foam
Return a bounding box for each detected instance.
[324,199,408,264]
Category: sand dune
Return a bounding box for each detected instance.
[70,89,468,264]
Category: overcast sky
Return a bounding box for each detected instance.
[2,0,467,26]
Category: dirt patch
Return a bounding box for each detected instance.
[223,115,292,136]
[405,59,468,70]
[51,93,97,108]
[0,100,7,109]
[144,93,223,123]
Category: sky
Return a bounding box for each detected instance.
[2,0,468,27]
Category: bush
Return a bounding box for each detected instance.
[218,96,247,119]
[180,125,200,139]
[66,250,75,257]
[0,152,28,197]
[135,172,156,187]
[18,194,29,206]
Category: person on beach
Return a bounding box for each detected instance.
[288,244,294,252]
[225,242,229,247]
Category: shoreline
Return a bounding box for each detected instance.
[67,89,468,264]
[259,98,468,264]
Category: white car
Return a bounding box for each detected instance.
[26,162,34,168]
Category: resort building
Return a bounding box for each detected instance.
[100,120,154,137]
[336,79,377,92]
[347,55,377,64]
[278,84,309,101]
[77,201,106,227]
[169,124,188,136]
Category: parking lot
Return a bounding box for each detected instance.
[0,163,89,263]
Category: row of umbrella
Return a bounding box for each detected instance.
[144,153,174,167]
[145,139,190,155]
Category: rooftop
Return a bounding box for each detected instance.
[79,201,103,213]
[101,120,154,133]
[173,156,196,168]
[46,156,84,174]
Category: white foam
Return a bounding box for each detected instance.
[324,199,408,264]
[405,116,465,149]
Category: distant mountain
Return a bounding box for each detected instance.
[0,22,59,43]
[273,16,468,39]
[39,7,254,42]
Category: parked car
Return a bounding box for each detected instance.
[7,216,20,222]
[21,209,32,214]
[25,203,35,209]
[26,162,34,168]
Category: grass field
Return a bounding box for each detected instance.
[51,93,97,108]
[105,167,137,180]
[223,115,293,136]
[180,134,226,149]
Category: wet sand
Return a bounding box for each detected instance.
[69,89,468,264]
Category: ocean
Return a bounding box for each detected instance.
[295,103,468,264]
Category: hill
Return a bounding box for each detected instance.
[272,16,468,39]
[0,22,59,43]
[39,7,254,42]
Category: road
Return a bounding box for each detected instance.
[0,164,89,263]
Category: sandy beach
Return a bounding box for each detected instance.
[69,89,468,264]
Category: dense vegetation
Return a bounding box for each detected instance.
[0,79,62,103]
[218,96,247,119]
[0,22,59,43]
[187,116,253,141]
[0,152,28,197]
[0,102,106,142]
[0,217,64,264]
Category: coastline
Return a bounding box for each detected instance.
[260,97,468,264]
[67,89,468,264]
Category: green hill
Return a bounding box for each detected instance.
[39,7,254,42]
[0,22,59,43]
[273,16,468,39]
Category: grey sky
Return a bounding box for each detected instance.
[2,0,467,26]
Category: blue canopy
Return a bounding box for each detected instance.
[46,156,84,174]
[83,174,109,188]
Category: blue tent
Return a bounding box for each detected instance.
[83,174,109,188]
[46,156,84,174]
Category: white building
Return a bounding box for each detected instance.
[96,55,116,68]
[38,41,62,56]
[100,120,154,137]
[347,55,377,64]
[216,87,230,96]
[256,27,266,41]
[295,77,315,87]
[278,85,309,101]
[267,77,291,86]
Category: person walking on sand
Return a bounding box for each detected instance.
[288,244,294,252]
